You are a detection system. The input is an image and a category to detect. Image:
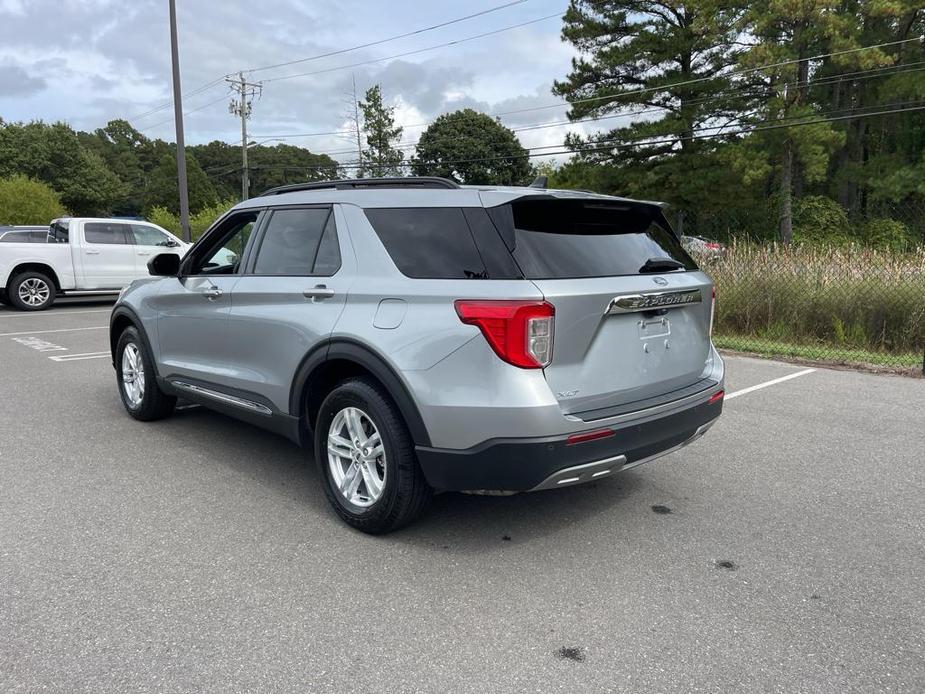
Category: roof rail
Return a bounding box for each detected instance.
[259,176,460,196]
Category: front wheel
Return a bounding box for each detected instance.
[315,378,432,534]
[115,326,176,421]
[8,271,55,311]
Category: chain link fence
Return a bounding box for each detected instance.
[689,240,925,374]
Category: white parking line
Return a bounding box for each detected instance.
[726,368,816,400]
[48,351,111,362]
[0,326,107,338]
[0,309,111,319]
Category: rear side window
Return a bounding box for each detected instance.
[84,222,130,245]
[365,207,513,279]
[495,199,697,279]
[253,207,340,276]
[0,230,46,243]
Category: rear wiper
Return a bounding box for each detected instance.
[639,257,684,273]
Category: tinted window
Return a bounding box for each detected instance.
[49,220,69,244]
[132,224,175,247]
[365,208,489,279]
[312,213,342,276]
[253,208,334,276]
[503,199,697,279]
[0,230,47,243]
[84,222,130,245]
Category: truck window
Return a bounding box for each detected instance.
[131,224,176,247]
[85,222,131,245]
[49,220,69,244]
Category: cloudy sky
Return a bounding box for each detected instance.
[0,0,601,165]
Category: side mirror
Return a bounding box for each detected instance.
[148,253,181,276]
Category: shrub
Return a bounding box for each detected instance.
[0,175,67,225]
[861,218,913,252]
[146,200,235,241]
[792,196,851,245]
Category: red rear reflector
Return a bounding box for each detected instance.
[566,429,615,446]
[708,390,725,404]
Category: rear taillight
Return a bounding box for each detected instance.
[455,300,554,369]
[706,242,721,250]
[710,286,716,337]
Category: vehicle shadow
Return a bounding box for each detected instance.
[0,296,116,313]
[162,403,649,549]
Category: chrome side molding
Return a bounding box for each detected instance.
[170,380,273,415]
[606,288,703,315]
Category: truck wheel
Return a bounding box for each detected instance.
[8,271,55,311]
[315,377,432,534]
[115,326,176,421]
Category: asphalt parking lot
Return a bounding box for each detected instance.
[1,301,923,693]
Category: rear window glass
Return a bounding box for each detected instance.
[500,199,697,279]
[365,208,490,279]
[0,230,47,243]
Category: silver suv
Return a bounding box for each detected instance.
[110,177,724,533]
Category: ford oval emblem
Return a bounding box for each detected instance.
[652,277,669,286]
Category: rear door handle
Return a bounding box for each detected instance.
[86,250,101,255]
[202,286,223,300]
[303,285,335,301]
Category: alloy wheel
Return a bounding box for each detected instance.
[18,278,50,307]
[327,406,386,507]
[121,343,146,408]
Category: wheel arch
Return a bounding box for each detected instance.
[291,339,432,447]
[9,262,61,291]
[109,306,157,374]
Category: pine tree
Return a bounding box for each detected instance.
[359,85,404,177]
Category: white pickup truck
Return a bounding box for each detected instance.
[0,218,189,311]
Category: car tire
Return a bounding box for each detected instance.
[315,377,432,534]
[115,326,176,421]
[7,271,55,311]
[0,289,9,306]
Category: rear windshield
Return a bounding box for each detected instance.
[493,199,697,279]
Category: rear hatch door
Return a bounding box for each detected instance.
[488,196,715,418]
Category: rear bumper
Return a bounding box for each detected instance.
[415,394,723,492]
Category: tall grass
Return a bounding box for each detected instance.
[698,243,925,359]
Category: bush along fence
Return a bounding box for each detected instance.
[697,243,925,374]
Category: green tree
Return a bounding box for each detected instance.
[359,84,404,177]
[143,152,219,215]
[552,1,747,215]
[78,119,170,215]
[0,175,67,224]
[412,109,530,185]
[0,121,125,216]
[736,1,858,242]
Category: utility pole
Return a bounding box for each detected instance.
[168,0,190,241]
[227,72,262,200]
[351,74,365,178]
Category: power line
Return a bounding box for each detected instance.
[262,11,564,84]
[242,0,535,74]
[119,1,536,124]
[300,101,925,170]
[553,35,925,115]
[250,55,925,146]
[138,90,233,132]
[262,63,925,160]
